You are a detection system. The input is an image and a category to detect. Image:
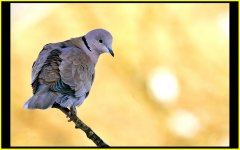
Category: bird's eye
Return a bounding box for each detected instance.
[99,39,103,43]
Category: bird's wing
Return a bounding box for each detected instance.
[31,42,72,94]
[59,46,95,98]
[31,44,52,85]
[31,43,58,94]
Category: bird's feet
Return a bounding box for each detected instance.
[67,107,77,122]
[52,103,77,122]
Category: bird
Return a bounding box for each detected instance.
[24,29,114,115]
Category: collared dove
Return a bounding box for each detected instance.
[24,29,114,112]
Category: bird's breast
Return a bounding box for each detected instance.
[59,47,95,98]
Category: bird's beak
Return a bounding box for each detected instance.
[108,48,114,57]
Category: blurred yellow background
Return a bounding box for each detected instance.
[11,3,229,146]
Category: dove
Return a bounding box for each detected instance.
[24,29,114,114]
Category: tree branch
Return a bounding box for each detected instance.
[52,103,109,147]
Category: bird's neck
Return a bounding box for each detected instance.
[69,37,100,64]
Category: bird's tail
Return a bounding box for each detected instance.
[24,85,58,109]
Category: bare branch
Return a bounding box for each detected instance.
[52,103,109,147]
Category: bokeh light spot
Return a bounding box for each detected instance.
[168,110,200,138]
[218,13,229,36]
[148,68,179,104]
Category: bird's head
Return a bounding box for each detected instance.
[84,29,114,57]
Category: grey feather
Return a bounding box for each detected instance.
[50,79,75,96]
[59,46,95,98]
[24,85,59,109]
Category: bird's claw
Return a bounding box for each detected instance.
[66,107,77,122]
